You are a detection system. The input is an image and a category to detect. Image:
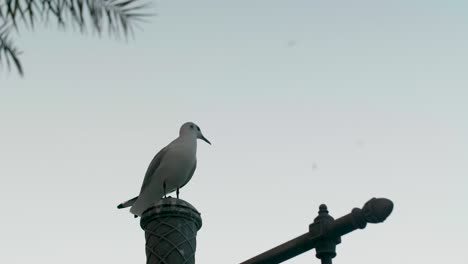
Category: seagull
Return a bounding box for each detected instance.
[117,122,211,217]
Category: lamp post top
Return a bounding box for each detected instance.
[140,197,202,230]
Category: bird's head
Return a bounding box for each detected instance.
[180,122,211,145]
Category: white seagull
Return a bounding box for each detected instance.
[117,122,211,217]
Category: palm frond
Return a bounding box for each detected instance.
[0,0,153,76]
[85,0,153,37]
[0,23,23,76]
[0,0,152,36]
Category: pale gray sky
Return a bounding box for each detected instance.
[1,1,467,263]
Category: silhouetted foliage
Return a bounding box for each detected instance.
[0,0,151,76]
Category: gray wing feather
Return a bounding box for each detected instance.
[180,160,197,189]
[139,146,167,193]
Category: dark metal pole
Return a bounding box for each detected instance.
[240,232,319,263]
[140,198,202,264]
[313,204,338,264]
[240,197,393,264]
[320,256,333,264]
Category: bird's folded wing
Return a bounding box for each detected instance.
[180,160,197,189]
[139,146,168,194]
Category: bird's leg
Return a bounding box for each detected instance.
[176,188,180,199]
[163,181,167,198]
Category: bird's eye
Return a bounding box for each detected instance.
[190,125,194,129]
[196,126,200,131]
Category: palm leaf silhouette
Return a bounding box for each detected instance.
[0,0,152,76]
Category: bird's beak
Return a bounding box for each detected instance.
[200,135,211,145]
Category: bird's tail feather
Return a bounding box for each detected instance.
[130,184,164,217]
[117,196,138,209]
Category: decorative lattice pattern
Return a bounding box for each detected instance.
[141,198,202,264]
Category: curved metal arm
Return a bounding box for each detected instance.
[324,198,393,238]
[240,197,393,264]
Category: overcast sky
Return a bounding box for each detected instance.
[1,0,467,263]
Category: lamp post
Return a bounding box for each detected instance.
[140,197,202,264]
[240,197,393,264]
